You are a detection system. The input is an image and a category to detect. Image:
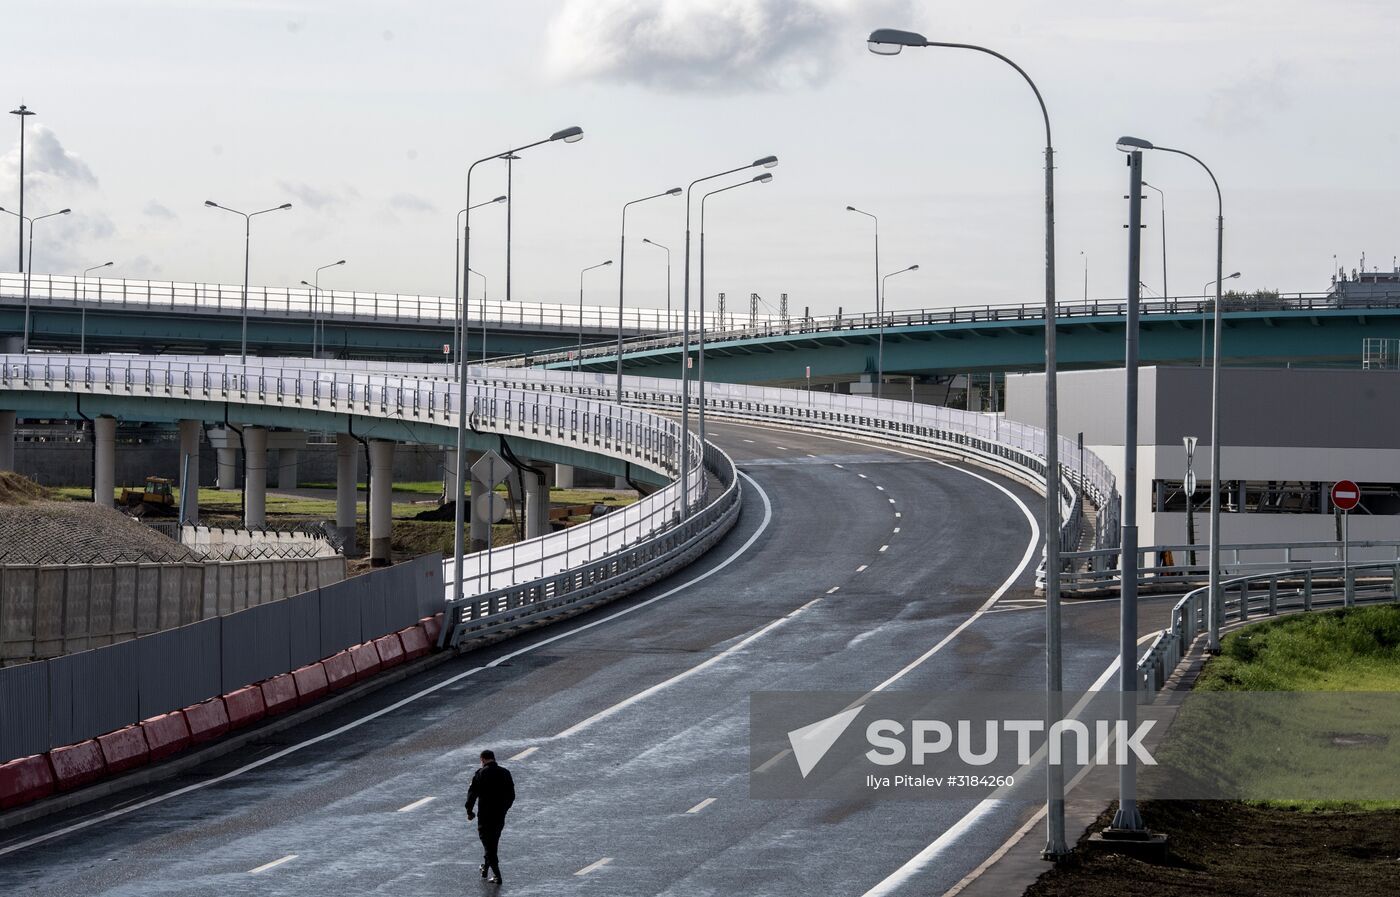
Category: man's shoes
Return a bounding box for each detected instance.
[488,870,502,884]
[479,864,487,879]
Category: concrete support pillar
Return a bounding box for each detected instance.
[524,469,549,539]
[93,416,116,508]
[243,426,267,528]
[368,439,395,566]
[216,448,237,490]
[613,475,630,490]
[277,449,299,490]
[177,419,201,524]
[554,463,575,489]
[336,433,358,553]
[0,410,15,472]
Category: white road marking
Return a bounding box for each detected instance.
[858,473,868,479]
[754,748,792,773]
[856,564,868,572]
[396,796,436,813]
[888,498,896,504]
[0,473,779,859]
[876,485,885,491]
[834,463,845,469]
[686,797,717,814]
[895,511,901,518]
[249,854,298,874]
[806,453,818,458]
[893,527,901,534]
[508,746,538,762]
[575,857,613,876]
[743,438,755,443]
[775,445,789,451]
[879,545,889,553]
[827,586,840,594]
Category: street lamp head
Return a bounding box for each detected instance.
[278,203,293,210]
[300,280,312,286]
[9,105,35,117]
[1227,271,1241,279]
[59,208,71,215]
[204,200,218,208]
[491,195,508,204]
[753,173,774,184]
[867,28,928,55]
[666,187,682,196]
[753,155,779,169]
[908,264,920,272]
[335,259,347,266]
[101,261,113,267]
[551,126,585,143]
[603,260,614,266]
[1116,136,1154,153]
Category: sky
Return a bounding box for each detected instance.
[0,0,1397,316]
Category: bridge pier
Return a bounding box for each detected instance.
[276,448,299,489]
[243,426,267,527]
[554,464,575,489]
[216,447,238,490]
[93,416,116,508]
[178,419,201,523]
[336,433,358,554]
[524,467,549,539]
[368,439,395,566]
[0,410,15,471]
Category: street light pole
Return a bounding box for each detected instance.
[1,206,72,352]
[310,259,346,357]
[502,153,518,304]
[455,196,506,366]
[680,155,779,518]
[578,260,613,370]
[881,265,919,383]
[641,237,673,328]
[204,200,292,364]
[1142,181,1167,300]
[847,205,881,396]
[869,27,1067,859]
[1200,272,1240,366]
[80,261,113,354]
[617,188,681,403]
[1117,135,1228,654]
[10,105,34,273]
[1080,250,1088,302]
[452,126,583,612]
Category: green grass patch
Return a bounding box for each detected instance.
[1198,605,1400,692]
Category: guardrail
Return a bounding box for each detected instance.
[0,272,773,335]
[493,289,1381,368]
[1136,561,1400,699]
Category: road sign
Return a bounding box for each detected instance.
[442,344,451,355]
[473,491,509,523]
[1331,480,1361,512]
[1185,470,1197,497]
[471,450,511,488]
[1183,437,1198,496]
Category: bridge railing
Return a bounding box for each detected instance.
[0,272,774,334]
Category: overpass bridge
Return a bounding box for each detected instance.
[508,292,1400,384]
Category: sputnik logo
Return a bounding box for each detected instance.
[787,705,865,777]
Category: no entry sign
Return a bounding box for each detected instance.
[1332,480,1361,512]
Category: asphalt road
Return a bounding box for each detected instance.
[0,420,1169,897]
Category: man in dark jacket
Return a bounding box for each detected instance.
[465,749,515,884]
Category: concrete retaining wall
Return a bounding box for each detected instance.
[0,556,345,665]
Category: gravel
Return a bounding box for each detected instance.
[0,501,196,563]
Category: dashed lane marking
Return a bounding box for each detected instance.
[396,796,436,813]
[686,797,717,814]
[249,855,298,874]
[576,858,613,876]
[508,746,538,762]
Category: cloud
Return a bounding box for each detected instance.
[142,200,177,221]
[545,0,908,93]
[277,181,359,212]
[0,125,98,198]
[388,192,435,214]
[1200,62,1295,134]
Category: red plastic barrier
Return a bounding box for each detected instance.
[184,698,230,744]
[0,754,56,809]
[140,711,191,761]
[349,641,382,680]
[223,685,267,730]
[420,613,444,645]
[322,651,357,691]
[48,740,107,792]
[260,674,299,717]
[398,624,431,660]
[96,726,151,775]
[292,662,330,703]
[373,633,406,669]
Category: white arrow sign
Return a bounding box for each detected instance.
[787,705,865,778]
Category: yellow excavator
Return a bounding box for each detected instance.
[120,477,178,516]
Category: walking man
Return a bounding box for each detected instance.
[465,749,515,884]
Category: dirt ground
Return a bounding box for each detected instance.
[0,499,194,563]
[1025,800,1400,896]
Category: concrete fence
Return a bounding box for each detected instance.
[0,555,346,665]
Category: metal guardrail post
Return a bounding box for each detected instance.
[1345,567,1356,607]
[1304,570,1313,611]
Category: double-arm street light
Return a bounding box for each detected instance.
[846,205,881,395]
[578,260,613,370]
[80,260,113,353]
[868,26,1067,859]
[881,264,919,385]
[303,259,346,357]
[10,104,35,272]
[698,173,774,443]
[204,200,293,364]
[679,154,778,517]
[640,238,673,329]
[1116,135,1228,660]
[617,188,682,402]
[452,126,584,610]
[1201,272,1241,365]
[456,196,506,365]
[1,205,72,352]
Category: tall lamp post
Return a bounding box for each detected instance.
[469,267,488,364]
[203,200,293,364]
[881,264,919,386]
[1080,250,1088,302]
[1200,272,1240,366]
[868,27,1066,859]
[502,153,519,303]
[641,237,673,329]
[617,188,682,403]
[80,260,113,354]
[680,154,778,518]
[1142,181,1167,300]
[308,259,346,357]
[699,173,773,443]
[456,196,506,365]
[452,126,584,611]
[10,105,35,273]
[1,206,72,352]
[578,260,613,370]
[846,205,881,395]
[1116,136,1227,655]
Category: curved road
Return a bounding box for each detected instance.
[0,420,1145,896]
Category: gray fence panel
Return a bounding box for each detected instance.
[136,619,222,720]
[414,553,445,620]
[219,608,260,693]
[0,661,50,761]
[361,576,388,643]
[319,577,366,656]
[286,590,320,669]
[252,600,292,684]
[51,641,138,747]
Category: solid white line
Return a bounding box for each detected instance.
[827,586,840,594]
[396,796,436,813]
[686,797,717,814]
[856,564,869,573]
[575,857,613,876]
[0,473,778,859]
[754,748,792,773]
[249,854,298,874]
[507,746,538,762]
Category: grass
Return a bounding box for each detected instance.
[1197,605,1400,692]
